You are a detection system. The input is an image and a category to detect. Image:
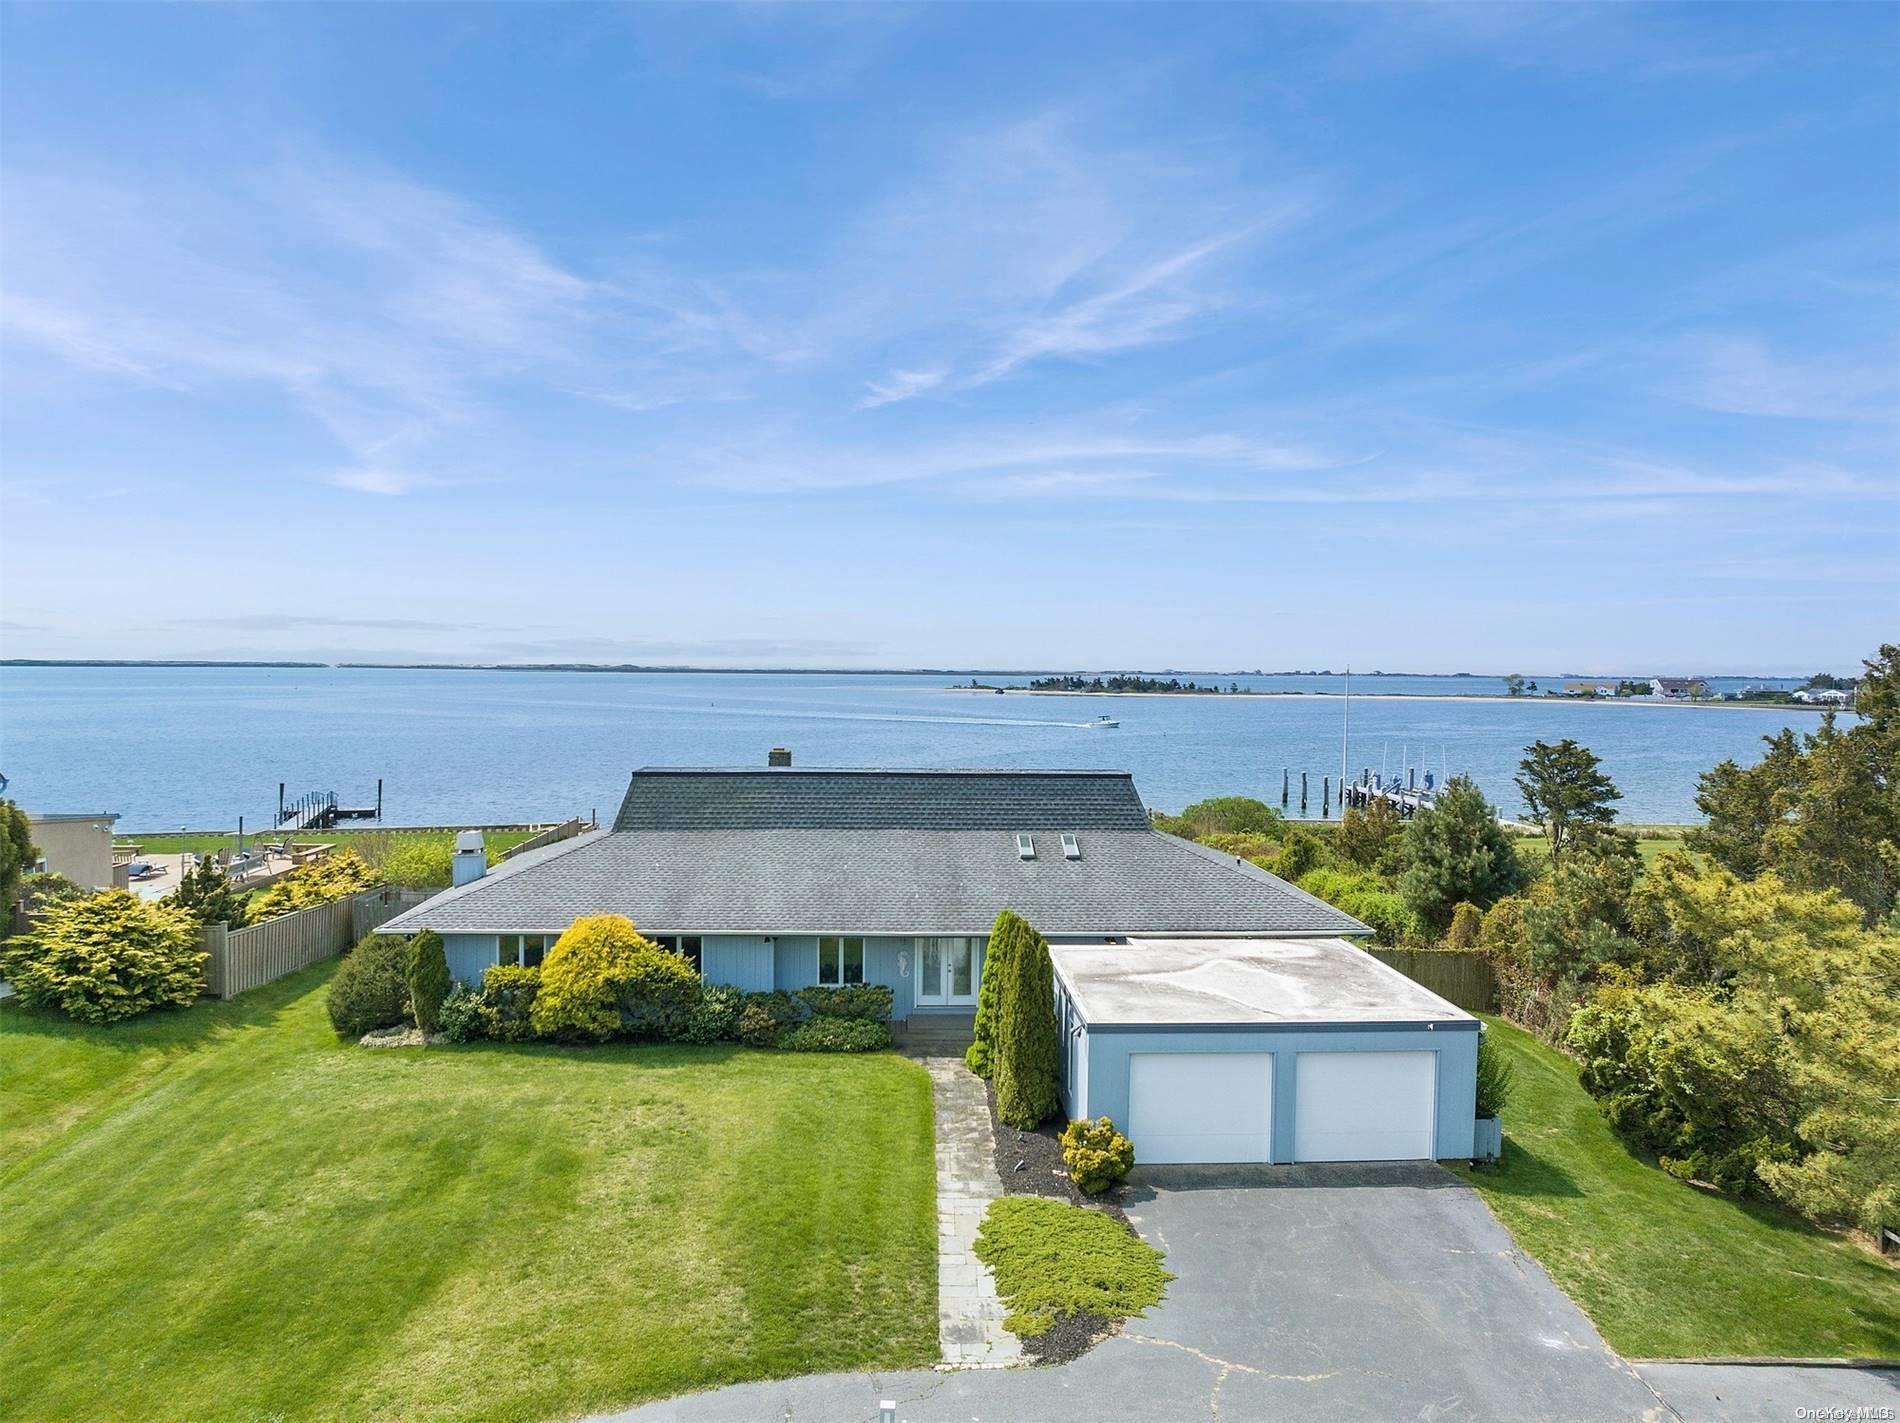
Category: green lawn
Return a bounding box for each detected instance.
[1506,827,1693,870]
[117,827,545,858]
[1,965,938,1423]
[1455,1018,1899,1360]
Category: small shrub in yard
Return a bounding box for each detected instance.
[326,933,412,1038]
[778,1017,893,1052]
[681,984,744,1045]
[171,856,247,930]
[1061,1116,1135,1194]
[479,964,540,1042]
[1,889,206,1023]
[795,984,894,1021]
[964,1040,992,1076]
[735,990,801,1047]
[246,849,383,924]
[437,984,486,1043]
[531,915,657,1042]
[1474,1034,1515,1119]
[973,1196,1172,1338]
[612,943,701,1041]
[406,930,452,1033]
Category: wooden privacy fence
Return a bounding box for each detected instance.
[201,886,434,1000]
[498,817,592,861]
[1367,948,1497,1013]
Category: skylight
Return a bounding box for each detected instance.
[1061,833,1081,860]
[1015,832,1035,860]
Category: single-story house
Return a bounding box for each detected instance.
[383,762,1480,1163]
[1650,677,1710,699]
[24,812,121,891]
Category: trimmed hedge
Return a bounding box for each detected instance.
[437,983,485,1043]
[530,915,658,1042]
[612,945,701,1041]
[479,964,540,1041]
[682,984,744,1045]
[1,889,206,1024]
[779,1017,893,1052]
[735,990,800,1047]
[795,984,894,1022]
[326,934,411,1038]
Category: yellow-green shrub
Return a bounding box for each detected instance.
[246,849,382,924]
[479,964,540,1041]
[529,915,658,1042]
[1060,1116,1135,1194]
[1,890,205,1023]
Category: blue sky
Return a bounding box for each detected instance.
[1,3,1895,673]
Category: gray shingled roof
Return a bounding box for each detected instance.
[612,768,1151,832]
[381,826,1369,939]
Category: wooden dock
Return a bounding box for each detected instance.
[276,780,383,832]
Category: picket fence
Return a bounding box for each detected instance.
[200,886,433,1000]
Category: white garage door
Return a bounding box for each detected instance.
[1294,1051,1437,1162]
[1128,1052,1274,1164]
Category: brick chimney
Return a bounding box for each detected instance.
[767,747,792,767]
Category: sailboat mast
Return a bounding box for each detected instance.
[1341,665,1351,794]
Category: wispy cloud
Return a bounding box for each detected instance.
[860,368,946,408]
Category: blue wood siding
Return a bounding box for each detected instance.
[702,935,774,991]
[444,934,498,988]
[1080,1023,1480,1161]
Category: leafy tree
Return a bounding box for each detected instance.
[171,854,246,930]
[1266,828,1328,882]
[1446,901,1483,950]
[993,915,1062,1129]
[966,909,1025,1078]
[1396,777,1525,936]
[1334,798,1400,869]
[1686,731,1800,880]
[0,889,205,1023]
[1297,866,1419,945]
[406,929,452,1033]
[1515,739,1622,873]
[1154,796,1286,841]
[0,799,35,915]
[1503,674,1527,697]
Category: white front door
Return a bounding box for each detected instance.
[1128,1052,1275,1164]
[1293,1051,1437,1162]
[916,936,978,1006]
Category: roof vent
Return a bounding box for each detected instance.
[1061,833,1081,860]
[1015,832,1036,860]
[768,747,792,767]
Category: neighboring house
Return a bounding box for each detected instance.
[1792,687,1852,706]
[386,761,1482,1164]
[1560,681,1619,697]
[24,812,120,890]
[1649,677,1710,699]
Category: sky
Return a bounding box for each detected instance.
[1,3,1896,674]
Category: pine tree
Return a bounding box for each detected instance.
[1515,739,1622,873]
[965,909,1022,1077]
[1397,777,1526,936]
[172,853,247,929]
[993,916,1062,1129]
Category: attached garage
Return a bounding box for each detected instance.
[1051,938,1480,1166]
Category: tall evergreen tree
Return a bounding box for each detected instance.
[172,854,247,930]
[0,799,35,915]
[965,909,1024,1078]
[1397,777,1526,936]
[1516,739,1622,872]
[406,929,452,1033]
[993,915,1062,1129]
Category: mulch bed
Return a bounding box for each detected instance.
[983,1079,1134,1364]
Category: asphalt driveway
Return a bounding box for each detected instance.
[600,1163,1888,1422]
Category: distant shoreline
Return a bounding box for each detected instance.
[932,687,1826,712]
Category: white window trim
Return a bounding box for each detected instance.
[815,935,867,987]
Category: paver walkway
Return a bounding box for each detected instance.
[922,1056,1020,1369]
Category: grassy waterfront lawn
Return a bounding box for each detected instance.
[0,964,938,1423]
[1455,1018,1899,1360]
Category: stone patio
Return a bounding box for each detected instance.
[921,1056,1022,1369]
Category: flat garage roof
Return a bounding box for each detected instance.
[1049,937,1476,1028]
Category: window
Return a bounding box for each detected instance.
[652,934,703,975]
[1061,833,1081,860]
[1015,832,1036,860]
[818,936,865,986]
[497,934,553,968]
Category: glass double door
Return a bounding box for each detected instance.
[916,936,979,1006]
